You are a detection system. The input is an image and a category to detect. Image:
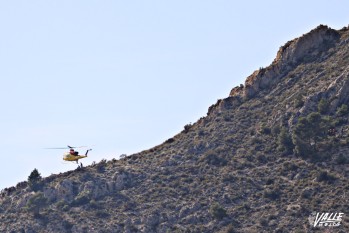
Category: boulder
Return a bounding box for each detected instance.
[113,171,131,191]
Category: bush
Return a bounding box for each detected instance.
[263,188,281,200]
[224,224,237,233]
[96,159,107,173]
[259,123,271,135]
[317,171,336,183]
[95,210,110,218]
[294,94,304,108]
[277,127,294,153]
[318,99,329,114]
[335,154,348,164]
[265,178,274,185]
[292,135,313,159]
[25,192,48,217]
[336,104,348,116]
[256,153,267,163]
[271,125,281,136]
[200,150,227,166]
[62,220,73,231]
[72,194,90,206]
[210,203,227,220]
[183,123,192,133]
[165,138,175,144]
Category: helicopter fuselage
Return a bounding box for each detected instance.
[63,152,87,162]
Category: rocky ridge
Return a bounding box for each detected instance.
[1,24,349,233]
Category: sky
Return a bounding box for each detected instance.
[1,0,349,190]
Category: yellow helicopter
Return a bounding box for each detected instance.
[46,145,92,164]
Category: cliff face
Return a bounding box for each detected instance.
[229,25,340,99]
[1,25,349,233]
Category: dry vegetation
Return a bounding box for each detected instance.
[1,25,349,233]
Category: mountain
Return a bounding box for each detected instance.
[1,24,349,233]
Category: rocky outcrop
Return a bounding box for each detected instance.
[288,66,349,127]
[230,25,340,99]
[43,186,57,202]
[326,66,349,112]
[274,25,340,65]
[55,179,74,202]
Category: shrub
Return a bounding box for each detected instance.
[210,203,227,220]
[56,200,66,209]
[224,224,237,233]
[256,153,267,163]
[25,192,48,217]
[266,178,274,185]
[165,138,175,143]
[277,127,294,153]
[317,171,336,183]
[183,123,192,133]
[336,104,348,116]
[283,161,298,171]
[16,181,28,189]
[292,135,313,159]
[271,125,281,136]
[200,150,227,166]
[318,98,329,114]
[263,188,281,200]
[259,123,271,135]
[95,210,110,218]
[96,159,107,173]
[335,154,348,164]
[72,194,90,206]
[294,94,304,108]
[62,220,73,231]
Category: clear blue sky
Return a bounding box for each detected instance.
[1,1,349,190]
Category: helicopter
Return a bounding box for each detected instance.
[46,145,92,164]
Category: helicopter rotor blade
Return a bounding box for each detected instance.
[68,145,87,149]
[44,145,89,150]
[44,147,69,149]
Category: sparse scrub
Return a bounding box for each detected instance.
[318,98,329,114]
[183,123,193,133]
[210,203,227,220]
[25,192,48,217]
[293,93,304,108]
[335,154,348,164]
[200,150,227,166]
[317,171,336,183]
[263,188,281,200]
[259,123,271,135]
[2,25,349,233]
[336,104,348,116]
[96,159,107,173]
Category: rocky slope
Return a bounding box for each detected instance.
[1,24,349,233]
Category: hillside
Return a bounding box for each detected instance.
[1,24,349,233]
